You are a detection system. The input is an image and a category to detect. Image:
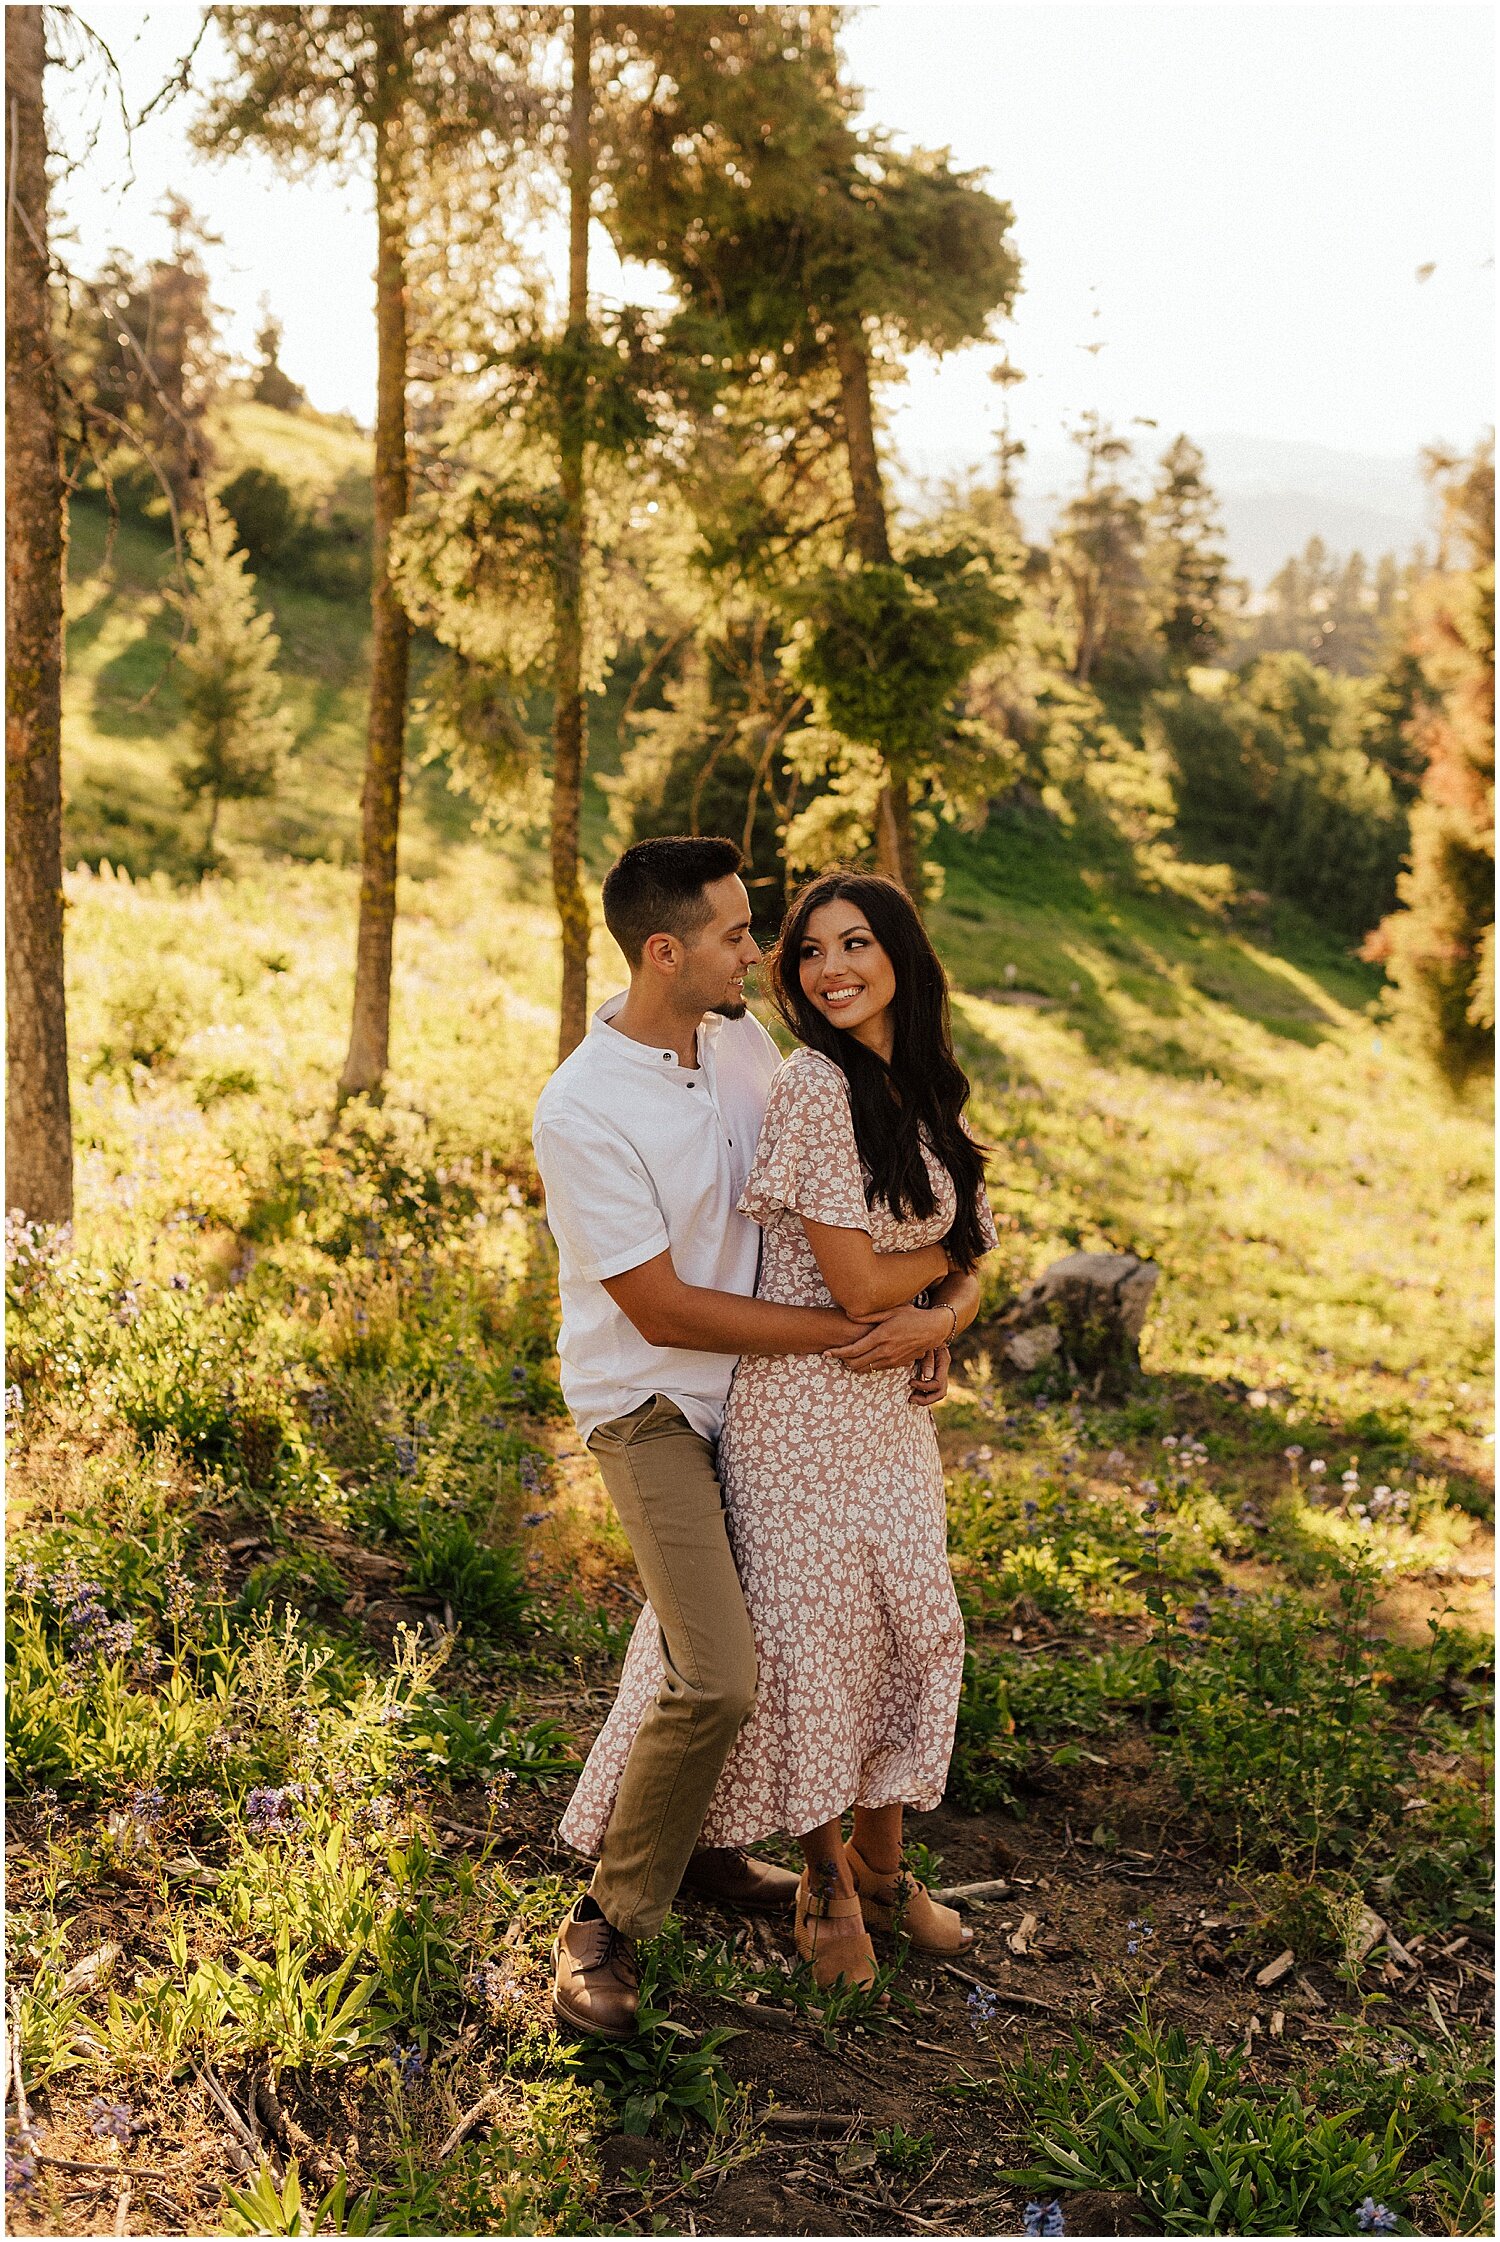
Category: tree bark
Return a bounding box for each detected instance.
[6,6,74,1225]
[338,21,412,1103]
[832,325,920,898]
[550,2,592,1061]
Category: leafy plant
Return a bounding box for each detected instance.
[570,2016,741,2138]
[222,2158,389,2236]
[1005,2020,1415,2235]
[403,1513,529,1636]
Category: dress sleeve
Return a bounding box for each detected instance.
[973,1175,1001,1255]
[738,1054,872,1233]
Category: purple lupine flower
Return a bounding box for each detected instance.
[11,1561,42,1599]
[245,1787,298,1837]
[1356,2202,1397,2234]
[392,2043,425,2087]
[1023,2201,1066,2237]
[391,1437,418,1477]
[966,1985,998,2034]
[129,1785,164,1824]
[88,2100,134,2145]
[522,1511,552,1528]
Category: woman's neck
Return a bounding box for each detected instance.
[845,1012,895,1066]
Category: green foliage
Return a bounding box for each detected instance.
[219,463,370,601]
[1151,652,1408,937]
[1147,435,1233,670]
[950,1644,1153,1811]
[1164,1576,1400,1868]
[1232,536,1412,677]
[403,1512,529,1637]
[223,2158,390,2236]
[1005,2019,1415,2235]
[783,545,1020,776]
[1366,441,1494,1090]
[570,2017,742,2138]
[167,494,293,860]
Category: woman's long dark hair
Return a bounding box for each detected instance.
[768,870,991,1271]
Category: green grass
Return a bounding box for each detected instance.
[8,464,1492,2233]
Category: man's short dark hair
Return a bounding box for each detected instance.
[602,836,744,965]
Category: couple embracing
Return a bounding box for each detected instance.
[532,837,998,2040]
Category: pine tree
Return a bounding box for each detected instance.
[67,197,226,512]
[170,497,292,863]
[6,5,73,1224]
[1146,434,1231,671]
[1051,413,1149,687]
[610,5,1021,897]
[1365,441,1495,1089]
[194,6,538,1099]
[250,308,306,412]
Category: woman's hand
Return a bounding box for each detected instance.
[824,1302,950,1372]
[909,1344,951,1408]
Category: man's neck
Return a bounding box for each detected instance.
[611,983,704,1069]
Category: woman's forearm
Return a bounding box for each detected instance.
[802,1218,950,1317]
[929,1268,982,1340]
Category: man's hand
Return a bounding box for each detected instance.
[824,1302,948,1372]
[909,1344,951,1408]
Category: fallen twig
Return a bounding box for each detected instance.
[38,2155,181,2183]
[757,2109,858,2136]
[937,1960,1062,2014]
[194,2062,258,2153]
[112,2178,132,2234]
[930,1877,1011,1904]
[437,2084,510,2161]
[433,1815,502,1846]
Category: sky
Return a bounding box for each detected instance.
[51,2,1494,495]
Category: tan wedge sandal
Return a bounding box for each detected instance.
[845,1842,974,1954]
[794,1870,882,1993]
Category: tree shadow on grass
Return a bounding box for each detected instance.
[933,816,1379,1089]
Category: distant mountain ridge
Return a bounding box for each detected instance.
[900,428,1439,588]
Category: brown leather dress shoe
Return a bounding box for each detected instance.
[677,1845,800,1912]
[551,1901,640,2041]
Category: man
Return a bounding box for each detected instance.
[533,837,942,2038]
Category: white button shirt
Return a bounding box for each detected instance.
[532,994,783,1443]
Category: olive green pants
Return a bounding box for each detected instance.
[585,1395,758,1940]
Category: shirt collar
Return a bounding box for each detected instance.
[590,993,723,1072]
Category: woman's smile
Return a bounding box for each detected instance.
[799,898,899,1055]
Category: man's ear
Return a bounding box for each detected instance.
[641,931,681,977]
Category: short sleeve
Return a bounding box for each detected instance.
[738,1053,872,1233]
[533,1112,670,1281]
[973,1175,1001,1255]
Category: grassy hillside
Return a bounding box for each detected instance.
[8,405,1491,2237]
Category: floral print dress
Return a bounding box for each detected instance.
[560,1046,999,1852]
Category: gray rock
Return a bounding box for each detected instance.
[995,1251,1160,1394]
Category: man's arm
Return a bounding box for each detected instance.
[602,1249,864,1356]
[825,1266,983,1369]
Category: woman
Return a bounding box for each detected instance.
[562,871,997,1991]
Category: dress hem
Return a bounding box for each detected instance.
[558,1782,948,1859]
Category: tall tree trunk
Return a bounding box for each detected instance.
[550,2,592,1061]
[832,324,920,899]
[5,6,74,1225]
[338,39,412,1103]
